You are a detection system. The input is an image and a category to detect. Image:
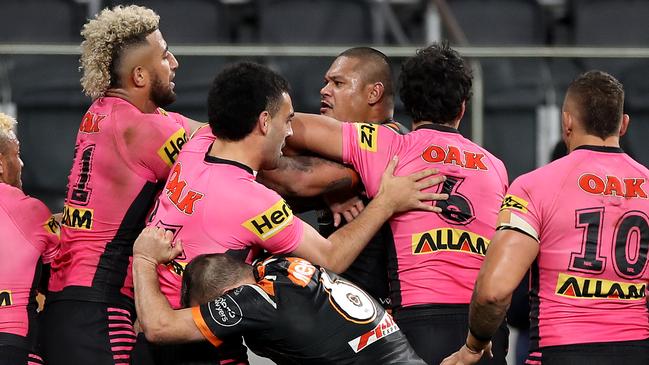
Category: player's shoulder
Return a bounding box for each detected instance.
[0,184,49,214]
[382,120,410,135]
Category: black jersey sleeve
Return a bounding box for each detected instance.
[193,284,277,347]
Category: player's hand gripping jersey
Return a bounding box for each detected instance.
[0,183,59,350]
[149,127,304,308]
[342,122,508,307]
[499,145,649,351]
[48,97,189,307]
[192,256,425,364]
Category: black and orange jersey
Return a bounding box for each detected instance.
[192,256,425,365]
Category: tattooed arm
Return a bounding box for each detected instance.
[257,155,359,198]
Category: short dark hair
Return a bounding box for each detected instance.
[566,70,624,139]
[208,62,290,141]
[399,42,472,124]
[181,254,252,307]
[338,47,393,101]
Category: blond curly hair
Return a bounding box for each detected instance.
[80,5,160,99]
[0,113,17,152]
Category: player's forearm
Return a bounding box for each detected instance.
[467,285,511,350]
[258,155,357,198]
[133,258,183,343]
[325,197,394,273]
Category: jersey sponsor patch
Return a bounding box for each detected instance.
[356,123,378,152]
[500,194,529,213]
[411,228,489,256]
[79,111,104,134]
[43,215,61,237]
[242,199,294,240]
[0,290,12,306]
[61,204,93,230]
[555,272,646,301]
[286,257,316,287]
[421,144,488,171]
[578,173,647,199]
[348,312,400,353]
[158,128,188,167]
[207,294,243,327]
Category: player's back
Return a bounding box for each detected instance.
[343,122,508,308]
[48,97,188,307]
[194,256,426,364]
[0,183,59,347]
[503,145,649,348]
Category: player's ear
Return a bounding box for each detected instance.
[619,113,630,137]
[258,111,271,135]
[132,65,147,88]
[367,82,384,105]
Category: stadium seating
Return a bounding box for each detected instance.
[257,0,374,113]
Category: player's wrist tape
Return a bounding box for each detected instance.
[468,326,492,343]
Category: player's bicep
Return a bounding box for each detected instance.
[475,229,539,302]
[290,223,333,269]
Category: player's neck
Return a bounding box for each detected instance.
[104,88,159,114]
[208,138,260,171]
[413,120,459,130]
[365,108,393,124]
[568,134,620,152]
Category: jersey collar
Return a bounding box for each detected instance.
[574,145,624,153]
[414,122,460,134]
[204,153,255,175]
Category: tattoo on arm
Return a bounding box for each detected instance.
[468,289,508,342]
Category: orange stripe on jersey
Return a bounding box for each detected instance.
[257,279,275,296]
[191,306,223,348]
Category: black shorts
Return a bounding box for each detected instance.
[531,339,649,365]
[0,345,44,365]
[393,304,509,365]
[132,332,249,365]
[40,300,136,365]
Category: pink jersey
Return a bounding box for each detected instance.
[342,123,508,307]
[48,97,189,308]
[149,127,304,308]
[0,183,59,347]
[498,145,649,350]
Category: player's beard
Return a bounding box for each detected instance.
[150,73,177,108]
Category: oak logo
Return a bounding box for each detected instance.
[555,273,645,300]
[421,145,488,170]
[578,173,647,199]
[242,200,294,240]
[348,312,400,353]
[158,128,188,167]
[61,205,93,230]
[412,228,489,256]
[0,290,11,306]
[79,112,104,133]
[356,123,378,152]
[165,163,204,215]
[500,194,529,213]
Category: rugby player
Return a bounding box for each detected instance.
[442,71,649,365]
[261,47,408,308]
[0,113,59,365]
[286,43,510,364]
[41,6,202,365]
[132,226,427,364]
